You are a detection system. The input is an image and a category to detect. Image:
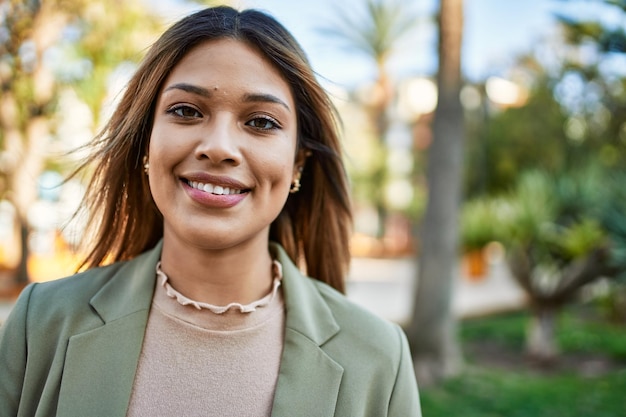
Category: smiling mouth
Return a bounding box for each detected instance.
[185,180,248,196]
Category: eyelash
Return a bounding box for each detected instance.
[165,105,281,131]
[245,115,281,131]
[166,105,201,119]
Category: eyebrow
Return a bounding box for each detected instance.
[164,83,291,112]
[164,83,212,97]
[243,93,291,112]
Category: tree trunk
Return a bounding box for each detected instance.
[371,65,393,240]
[508,246,616,364]
[406,0,465,386]
[526,307,558,363]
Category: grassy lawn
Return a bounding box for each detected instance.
[420,306,626,416]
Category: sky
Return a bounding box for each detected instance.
[152,0,566,88]
[237,0,559,87]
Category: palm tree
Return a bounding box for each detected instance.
[320,0,418,239]
[406,0,465,386]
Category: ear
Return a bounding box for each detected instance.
[292,148,311,179]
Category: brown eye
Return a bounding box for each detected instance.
[168,105,202,118]
[246,116,279,130]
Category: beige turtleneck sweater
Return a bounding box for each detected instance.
[126,262,285,417]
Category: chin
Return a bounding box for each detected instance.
[174,227,271,253]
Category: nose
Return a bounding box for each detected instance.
[194,115,242,165]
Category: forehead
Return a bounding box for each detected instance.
[162,39,293,101]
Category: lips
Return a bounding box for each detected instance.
[180,174,251,205]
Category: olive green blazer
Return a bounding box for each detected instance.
[0,242,421,417]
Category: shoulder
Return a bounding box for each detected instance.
[305,278,420,414]
[314,279,401,334]
[273,241,404,347]
[17,243,162,320]
[7,263,126,336]
[33,262,124,297]
[3,245,161,352]
[309,278,407,359]
[0,262,129,379]
[20,262,125,315]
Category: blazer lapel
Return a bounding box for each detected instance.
[270,244,344,417]
[56,242,163,417]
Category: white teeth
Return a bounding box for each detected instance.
[189,180,242,195]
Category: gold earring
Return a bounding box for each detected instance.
[290,168,302,194]
[289,178,301,194]
[143,155,149,175]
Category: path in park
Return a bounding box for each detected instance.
[346,255,526,325]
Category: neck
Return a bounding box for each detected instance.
[159,234,274,306]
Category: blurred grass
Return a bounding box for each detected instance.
[420,306,626,416]
[421,367,626,417]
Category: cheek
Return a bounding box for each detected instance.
[148,121,170,153]
[264,152,297,186]
[251,138,297,185]
[256,162,292,192]
[148,130,186,170]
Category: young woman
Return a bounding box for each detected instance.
[0,6,421,416]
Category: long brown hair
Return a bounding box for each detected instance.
[76,6,352,292]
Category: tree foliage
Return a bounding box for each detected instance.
[462,0,626,362]
[320,0,419,66]
[465,0,626,197]
[0,0,161,283]
[499,169,626,360]
[465,76,570,196]
[556,0,626,53]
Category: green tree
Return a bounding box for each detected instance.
[555,0,626,170]
[0,0,85,284]
[557,0,626,53]
[461,0,626,361]
[464,72,570,197]
[70,1,161,127]
[0,0,160,285]
[406,0,464,386]
[464,0,626,197]
[500,170,626,361]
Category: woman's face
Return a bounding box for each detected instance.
[148,38,299,252]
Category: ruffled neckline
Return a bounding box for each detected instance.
[155,260,283,314]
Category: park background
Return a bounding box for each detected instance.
[1,0,626,415]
